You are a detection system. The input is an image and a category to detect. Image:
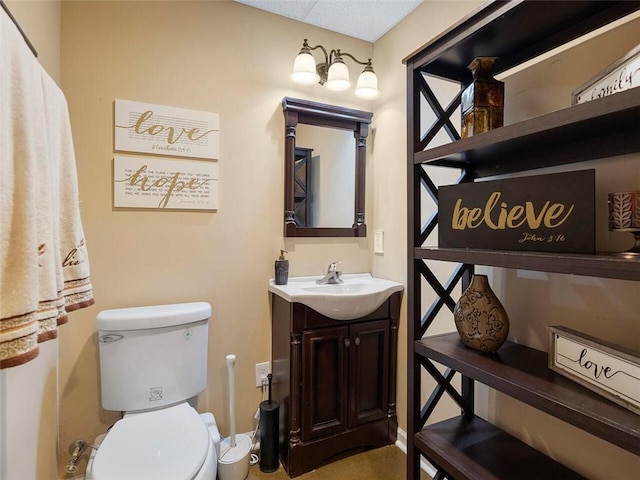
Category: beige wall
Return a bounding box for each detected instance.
[57,1,375,476]
[5,0,60,82]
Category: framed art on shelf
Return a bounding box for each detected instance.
[549,326,640,415]
[572,44,640,104]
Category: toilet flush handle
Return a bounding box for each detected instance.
[99,334,123,343]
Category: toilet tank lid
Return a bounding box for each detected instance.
[97,302,211,331]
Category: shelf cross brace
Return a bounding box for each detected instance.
[419,356,471,414]
[418,261,471,337]
[420,367,457,427]
[416,74,462,151]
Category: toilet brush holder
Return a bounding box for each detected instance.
[259,373,280,473]
[218,433,251,480]
[259,400,279,472]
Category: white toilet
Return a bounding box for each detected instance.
[85,302,221,480]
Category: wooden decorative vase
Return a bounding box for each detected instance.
[453,274,509,353]
[461,57,504,138]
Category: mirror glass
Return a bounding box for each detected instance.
[295,124,355,228]
[282,97,372,237]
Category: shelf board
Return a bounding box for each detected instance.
[416,334,640,455]
[415,247,640,281]
[405,1,640,82]
[413,89,640,177]
[415,415,585,480]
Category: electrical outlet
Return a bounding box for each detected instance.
[255,361,271,387]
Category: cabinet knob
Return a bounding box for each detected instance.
[344,338,350,348]
[354,337,360,346]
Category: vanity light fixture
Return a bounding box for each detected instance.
[291,39,380,99]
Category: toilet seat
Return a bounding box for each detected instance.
[92,402,210,480]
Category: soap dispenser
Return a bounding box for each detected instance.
[275,250,289,285]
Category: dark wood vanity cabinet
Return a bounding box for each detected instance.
[302,319,390,441]
[271,292,401,477]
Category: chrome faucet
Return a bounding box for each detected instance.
[316,261,343,284]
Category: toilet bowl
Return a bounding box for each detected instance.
[88,303,220,480]
[85,402,220,480]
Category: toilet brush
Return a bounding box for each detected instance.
[228,354,237,449]
[218,354,251,480]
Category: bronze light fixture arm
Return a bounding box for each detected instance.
[334,50,373,68]
[299,41,372,66]
[300,39,329,62]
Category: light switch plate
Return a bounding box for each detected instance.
[374,230,384,254]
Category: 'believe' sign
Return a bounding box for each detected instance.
[438,170,595,253]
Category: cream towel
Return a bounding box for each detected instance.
[40,67,94,326]
[0,11,94,368]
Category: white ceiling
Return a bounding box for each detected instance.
[233,0,424,42]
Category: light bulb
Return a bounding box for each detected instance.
[292,52,320,85]
[325,61,350,92]
[355,70,379,99]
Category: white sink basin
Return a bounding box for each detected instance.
[269,273,403,320]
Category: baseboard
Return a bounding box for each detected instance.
[395,427,437,479]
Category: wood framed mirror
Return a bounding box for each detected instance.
[282,97,373,237]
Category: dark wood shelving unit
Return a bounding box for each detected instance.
[415,248,640,281]
[405,2,640,479]
[417,334,640,456]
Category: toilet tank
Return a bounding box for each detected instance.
[97,302,211,412]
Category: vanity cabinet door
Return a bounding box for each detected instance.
[301,326,349,441]
[348,320,389,428]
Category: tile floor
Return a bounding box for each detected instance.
[245,445,430,480]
